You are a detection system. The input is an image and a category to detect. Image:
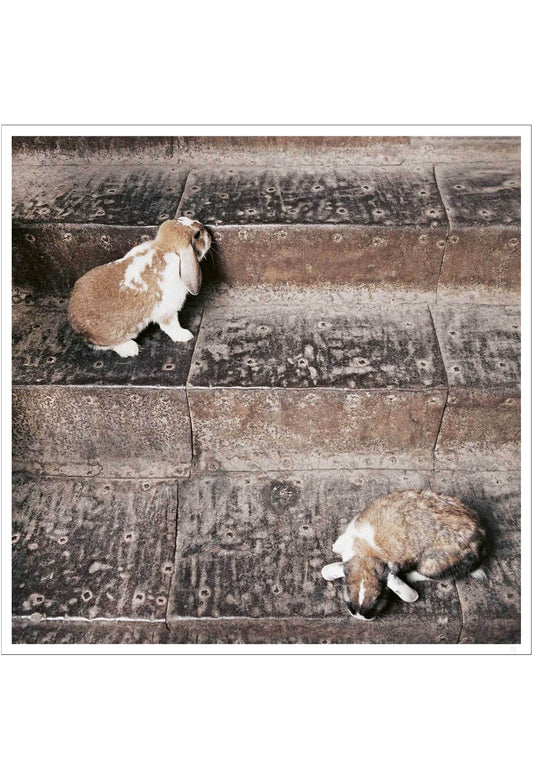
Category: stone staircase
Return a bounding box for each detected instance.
[11,136,521,644]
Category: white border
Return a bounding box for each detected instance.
[2,125,530,655]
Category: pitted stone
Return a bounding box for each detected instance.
[432,304,520,393]
[432,305,520,470]
[188,389,446,472]
[12,165,188,293]
[179,166,446,227]
[187,305,447,471]
[435,163,520,302]
[167,469,462,643]
[12,299,199,477]
[12,136,175,164]
[12,136,520,166]
[430,472,520,644]
[12,301,201,387]
[13,224,160,295]
[12,619,172,645]
[435,163,520,228]
[12,475,177,620]
[176,165,447,298]
[189,305,447,390]
[13,386,191,478]
[10,470,520,644]
[12,165,187,225]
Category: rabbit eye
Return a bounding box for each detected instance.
[193,230,202,239]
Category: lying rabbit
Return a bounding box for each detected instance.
[322,489,486,620]
[68,217,211,357]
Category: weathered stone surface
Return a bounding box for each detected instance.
[189,305,446,389]
[11,470,519,644]
[12,298,201,477]
[9,616,452,645]
[432,305,520,470]
[11,618,171,645]
[12,157,521,301]
[12,475,177,620]
[13,386,191,478]
[12,164,187,293]
[199,283,432,308]
[202,226,444,302]
[434,393,520,471]
[12,137,174,164]
[13,224,158,295]
[160,614,458,644]
[12,136,520,166]
[189,389,445,472]
[167,469,461,643]
[432,304,520,392]
[430,472,520,644]
[12,165,186,225]
[187,305,446,471]
[177,166,447,299]
[435,163,520,303]
[12,301,201,387]
[180,166,447,227]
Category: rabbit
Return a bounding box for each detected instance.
[67,217,211,357]
[321,489,486,620]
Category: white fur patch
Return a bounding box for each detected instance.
[151,252,188,322]
[116,242,153,262]
[177,216,196,227]
[358,579,365,605]
[470,567,487,581]
[332,521,357,561]
[121,247,154,291]
[354,521,378,550]
[332,519,379,562]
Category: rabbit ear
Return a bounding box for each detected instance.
[321,562,346,581]
[386,573,419,603]
[178,244,202,295]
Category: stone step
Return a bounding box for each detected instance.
[12,164,187,294]
[178,165,448,302]
[166,469,520,645]
[178,163,519,304]
[12,162,520,303]
[12,475,178,621]
[12,296,201,478]
[187,303,447,471]
[187,302,519,472]
[428,471,521,644]
[12,469,520,644]
[432,304,520,470]
[12,136,520,167]
[434,163,520,304]
[12,298,520,475]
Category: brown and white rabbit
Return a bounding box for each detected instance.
[322,489,486,620]
[68,217,211,357]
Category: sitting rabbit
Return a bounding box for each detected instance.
[68,217,211,357]
[322,489,486,620]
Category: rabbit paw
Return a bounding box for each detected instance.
[158,317,194,343]
[170,328,194,343]
[113,340,139,357]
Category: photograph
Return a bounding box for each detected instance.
[9,133,523,647]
